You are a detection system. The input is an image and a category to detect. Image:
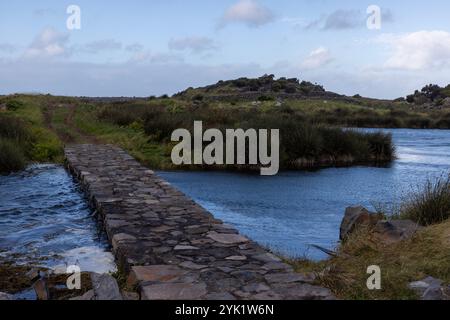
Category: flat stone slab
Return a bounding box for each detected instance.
[141,283,208,300]
[65,144,335,300]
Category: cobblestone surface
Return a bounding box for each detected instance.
[65,144,335,300]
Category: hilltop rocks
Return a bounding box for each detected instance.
[340,206,383,240]
[409,277,450,300]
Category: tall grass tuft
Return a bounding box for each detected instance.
[399,175,450,225]
[0,138,26,174]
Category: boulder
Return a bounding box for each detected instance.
[374,220,422,244]
[0,292,13,300]
[90,273,123,300]
[32,278,50,300]
[340,206,383,240]
[409,276,450,300]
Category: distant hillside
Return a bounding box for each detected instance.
[173,74,344,102]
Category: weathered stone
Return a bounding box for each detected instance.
[91,273,123,300]
[205,292,236,300]
[264,272,315,284]
[409,276,449,300]
[242,283,271,293]
[127,265,187,287]
[374,220,422,244]
[226,255,247,261]
[122,291,140,300]
[141,283,207,300]
[207,231,249,244]
[112,233,137,250]
[0,292,13,300]
[174,245,199,250]
[179,261,208,270]
[340,206,383,240]
[33,278,49,300]
[69,290,95,300]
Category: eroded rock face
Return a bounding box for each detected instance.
[409,276,450,300]
[340,206,383,240]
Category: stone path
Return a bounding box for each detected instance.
[65,144,334,300]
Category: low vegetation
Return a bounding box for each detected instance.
[0,96,64,174]
[96,101,394,169]
[290,177,450,300]
[395,175,450,226]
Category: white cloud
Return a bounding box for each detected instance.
[300,47,333,70]
[219,0,274,28]
[168,36,217,53]
[378,31,450,70]
[24,27,70,58]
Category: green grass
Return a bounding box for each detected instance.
[0,138,26,174]
[290,176,450,300]
[73,104,172,169]
[396,175,450,226]
[0,96,64,173]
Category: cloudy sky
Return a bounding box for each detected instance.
[1,0,450,98]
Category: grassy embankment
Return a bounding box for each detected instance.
[290,176,450,300]
[1,95,397,173]
[0,96,63,174]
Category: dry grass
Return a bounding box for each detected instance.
[291,220,450,300]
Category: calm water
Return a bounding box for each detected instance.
[0,165,116,273]
[159,129,450,260]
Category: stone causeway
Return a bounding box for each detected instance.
[65,144,334,300]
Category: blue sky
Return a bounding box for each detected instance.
[1,0,450,98]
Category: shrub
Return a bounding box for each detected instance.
[399,175,450,225]
[5,99,24,111]
[0,138,26,174]
[0,114,30,143]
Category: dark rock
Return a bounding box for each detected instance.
[340,206,383,240]
[33,278,50,300]
[91,273,123,300]
[374,220,422,244]
[409,276,449,300]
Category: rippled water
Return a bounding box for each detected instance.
[0,165,116,274]
[159,129,450,260]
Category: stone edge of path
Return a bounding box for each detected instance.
[64,144,335,300]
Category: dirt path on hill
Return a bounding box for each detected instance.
[43,103,101,145]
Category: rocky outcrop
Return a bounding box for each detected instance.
[409,277,450,300]
[340,206,383,240]
[373,220,423,244]
[65,144,335,300]
[340,206,422,244]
